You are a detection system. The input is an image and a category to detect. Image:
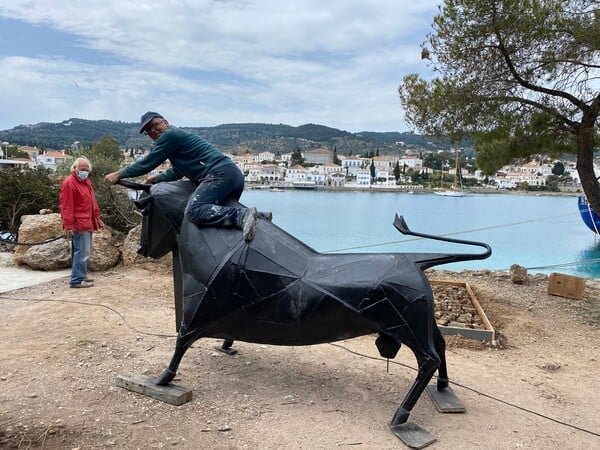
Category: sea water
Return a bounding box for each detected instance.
[242,190,600,278]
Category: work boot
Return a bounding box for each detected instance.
[258,211,273,222]
[238,207,257,241]
[70,282,94,288]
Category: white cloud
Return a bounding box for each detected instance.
[0,1,440,131]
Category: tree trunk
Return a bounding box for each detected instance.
[576,116,600,216]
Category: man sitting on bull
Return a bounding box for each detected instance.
[105,111,269,241]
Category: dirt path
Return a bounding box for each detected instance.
[1,265,599,449]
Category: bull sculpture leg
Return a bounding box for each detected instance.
[391,354,440,425]
[432,323,449,390]
[390,345,441,427]
[217,338,237,355]
[156,331,198,385]
[387,318,458,429]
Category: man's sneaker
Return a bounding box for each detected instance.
[70,282,94,288]
[83,277,94,282]
[257,211,272,222]
[240,207,257,241]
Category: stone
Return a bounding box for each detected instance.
[89,227,121,271]
[15,213,121,271]
[23,238,71,270]
[14,213,64,265]
[122,224,172,269]
[509,264,528,284]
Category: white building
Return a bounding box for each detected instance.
[38,150,68,171]
[326,172,346,187]
[339,156,366,176]
[280,153,292,166]
[398,157,423,170]
[319,163,342,176]
[246,163,285,183]
[356,169,371,186]
[304,148,333,165]
[255,151,276,163]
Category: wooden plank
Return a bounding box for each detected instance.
[438,325,494,342]
[115,373,192,406]
[430,280,496,343]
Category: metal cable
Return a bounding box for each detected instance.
[322,212,577,253]
[0,235,64,246]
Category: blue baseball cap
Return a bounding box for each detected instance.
[139,111,164,134]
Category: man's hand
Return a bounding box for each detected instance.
[64,230,73,239]
[145,175,159,184]
[104,172,121,185]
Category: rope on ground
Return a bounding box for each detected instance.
[0,295,176,338]
[328,342,600,438]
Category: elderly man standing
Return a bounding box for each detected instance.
[60,157,103,288]
[104,112,268,241]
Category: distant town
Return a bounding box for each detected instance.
[0,141,595,193]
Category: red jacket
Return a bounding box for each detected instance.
[60,173,102,232]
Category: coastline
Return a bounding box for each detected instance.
[246,184,582,197]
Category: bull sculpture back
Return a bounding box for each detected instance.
[123,180,491,443]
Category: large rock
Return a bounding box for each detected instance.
[15,213,121,271]
[122,224,172,269]
[14,213,64,265]
[89,227,121,271]
[23,238,71,270]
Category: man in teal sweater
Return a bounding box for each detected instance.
[105,112,267,240]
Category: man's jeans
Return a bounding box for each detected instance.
[70,231,92,286]
[185,164,246,227]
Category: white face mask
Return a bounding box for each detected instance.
[77,170,89,180]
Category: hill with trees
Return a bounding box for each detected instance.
[0,119,447,156]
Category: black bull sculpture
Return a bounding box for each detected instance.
[122,180,491,436]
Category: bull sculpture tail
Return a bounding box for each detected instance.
[394,214,492,270]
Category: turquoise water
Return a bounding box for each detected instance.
[242,190,600,278]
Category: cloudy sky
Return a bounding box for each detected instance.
[0,1,441,133]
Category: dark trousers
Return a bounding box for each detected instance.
[184,164,245,227]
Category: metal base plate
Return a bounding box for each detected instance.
[389,422,437,449]
[426,384,465,413]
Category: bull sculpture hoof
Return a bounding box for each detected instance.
[156,368,176,386]
[390,407,410,426]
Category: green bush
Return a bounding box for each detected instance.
[0,167,60,235]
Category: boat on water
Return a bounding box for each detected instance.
[292,181,316,190]
[578,195,600,233]
[434,143,465,197]
[434,189,465,197]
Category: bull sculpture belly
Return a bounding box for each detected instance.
[122,180,491,444]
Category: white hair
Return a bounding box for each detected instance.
[71,157,92,172]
